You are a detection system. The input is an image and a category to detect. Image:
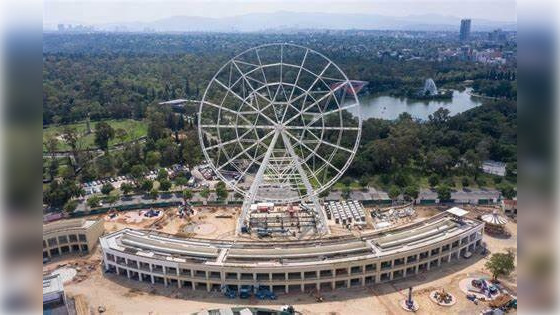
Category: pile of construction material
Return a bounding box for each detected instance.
[325,201,366,225]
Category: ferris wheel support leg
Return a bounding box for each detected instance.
[281,133,330,235]
[236,131,280,235]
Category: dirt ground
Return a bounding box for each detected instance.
[53,206,516,314]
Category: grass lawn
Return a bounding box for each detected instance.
[43,119,147,151]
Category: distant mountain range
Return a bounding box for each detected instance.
[49,12,517,32]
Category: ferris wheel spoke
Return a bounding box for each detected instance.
[214,78,278,126]
[215,129,276,172]
[283,130,342,174]
[283,81,347,126]
[284,125,359,131]
[231,60,272,106]
[200,124,275,130]
[299,102,359,130]
[254,48,274,101]
[281,132,324,199]
[204,128,255,151]
[304,132,355,154]
[201,100,256,126]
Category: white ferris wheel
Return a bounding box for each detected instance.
[198,43,361,234]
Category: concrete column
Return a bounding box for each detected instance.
[285,285,289,294]
[300,284,305,292]
[149,264,153,272]
[164,277,168,287]
[375,274,381,283]
[192,282,196,290]
[403,269,407,278]
[316,283,320,291]
[415,265,419,274]
[178,280,182,288]
[361,276,365,285]
[127,269,131,279]
[437,259,441,267]
[346,280,351,288]
[150,275,155,284]
[389,272,393,281]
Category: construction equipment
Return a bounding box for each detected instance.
[255,286,277,300]
[239,285,252,299]
[223,286,237,299]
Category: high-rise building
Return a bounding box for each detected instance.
[460,19,472,41]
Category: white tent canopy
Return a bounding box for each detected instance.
[481,212,508,225]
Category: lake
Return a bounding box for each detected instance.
[347,88,484,121]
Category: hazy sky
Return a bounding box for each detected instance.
[44,0,517,25]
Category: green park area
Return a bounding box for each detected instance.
[43,119,147,152]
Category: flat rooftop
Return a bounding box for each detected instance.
[43,273,64,296]
[101,211,483,267]
[43,218,98,234]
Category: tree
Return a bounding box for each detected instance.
[43,179,81,208]
[139,179,153,192]
[87,196,101,209]
[145,151,161,169]
[215,181,228,201]
[182,189,193,201]
[485,249,516,281]
[101,183,114,195]
[149,189,159,200]
[498,183,516,199]
[94,121,115,151]
[61,126,80,164]
[404,185,419,201]
[115,128,128,143]
[174,176,188,187]
[341,185,351,200]
[130,164,147,181]
[104,194,119,208]
[120,182,134,195]
[157,168,168,181]
[200,187,211,202]
[388,186,400,201]
[159,179,172,191]
[359,177,369,191]
[44,135,59,157]
[436,184,452,201]
[63,199,79,213]
[428,175,439,188]
[319,188,330,198]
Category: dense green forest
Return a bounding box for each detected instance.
[43,32,516,125]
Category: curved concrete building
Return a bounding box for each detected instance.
[100,212,483,293]
[44,218,104,259]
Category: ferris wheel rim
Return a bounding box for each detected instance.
[197,43,362,201]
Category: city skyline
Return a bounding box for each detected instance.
[44,0,517,27]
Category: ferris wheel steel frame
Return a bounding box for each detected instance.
[198,43,362,235]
